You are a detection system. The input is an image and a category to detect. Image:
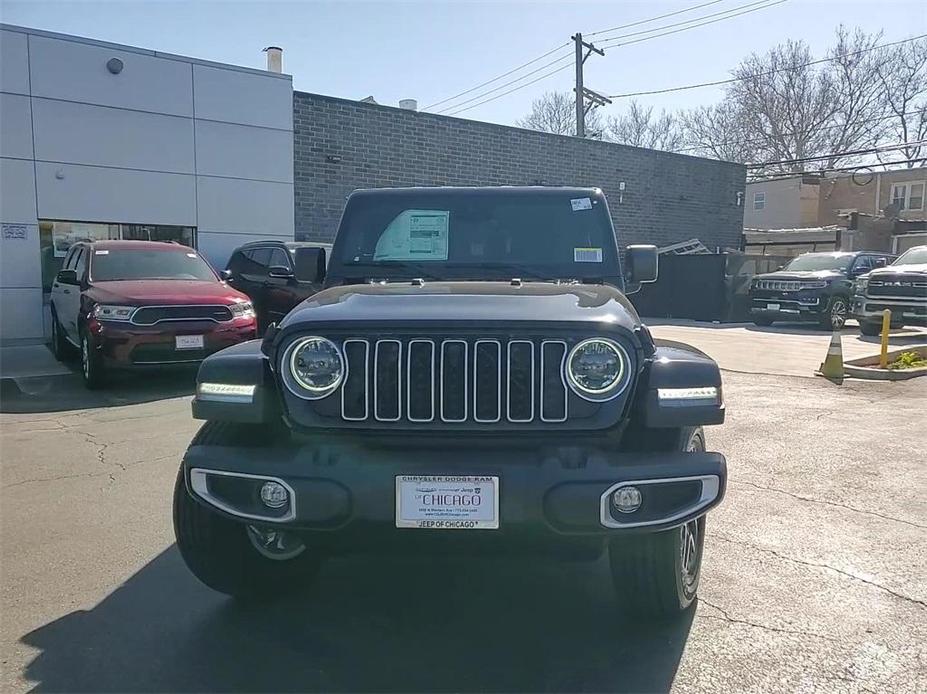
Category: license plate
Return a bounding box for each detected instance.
[395,475,499,529]
[175,335,204,350]
[766,303,781,311]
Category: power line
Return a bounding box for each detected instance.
[422,42,570,111]
[427,0,755,116]
[677,108,927,154]
[596,0,780,45]
[443,64,574,117]
[748,158,927,180]
[586,0,727,38]
[435,54,573,115]
[746,140,927,169]
[608,33,927,98]
[599,0,789,50]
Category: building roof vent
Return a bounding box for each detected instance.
[398,99,418,111]
[263,46,283,73]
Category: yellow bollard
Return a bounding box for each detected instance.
[879,308,891,369]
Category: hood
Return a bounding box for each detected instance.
[754,269,845,281]
[281,281,640,330]
[87,280,248,306]
[868,263,927,277]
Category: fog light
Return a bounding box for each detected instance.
[612,486,642,514]
[260,481,289,509]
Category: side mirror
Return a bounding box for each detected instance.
[268,265,295,279]
[293,247,326,283]
[56,269,78,285]
[220,269,233,281]
[625,244,659,284]
[874,258,887,268]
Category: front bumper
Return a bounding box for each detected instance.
[182,439,727,550]
[749,292,824,320]
[89,317,257,368]
[852,296,927,325]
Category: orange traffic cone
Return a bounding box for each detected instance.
[817,331,844,384]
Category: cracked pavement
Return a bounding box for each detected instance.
[1,367,925,693]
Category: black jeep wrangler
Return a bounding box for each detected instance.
[174,187,727,618]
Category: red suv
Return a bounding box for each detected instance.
[49,240,257,388]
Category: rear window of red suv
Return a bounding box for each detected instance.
[90,249,217,282]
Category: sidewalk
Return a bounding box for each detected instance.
[648,319,927,378]
[0,343,73,382]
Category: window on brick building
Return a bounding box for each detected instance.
[891,182,925,211]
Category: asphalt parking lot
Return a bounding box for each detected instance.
[2,330,926,693]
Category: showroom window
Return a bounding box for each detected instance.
[39,221,196,291]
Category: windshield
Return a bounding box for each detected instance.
[90,249,217,282]
[783,254,854,272]
[331,191,621,282]
[894,247,927,265]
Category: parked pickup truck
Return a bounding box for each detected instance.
[173,187,728,619]
[853,245,927,336]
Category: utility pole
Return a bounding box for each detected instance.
[571,33,609,138]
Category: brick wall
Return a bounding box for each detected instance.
[294,91,746,250]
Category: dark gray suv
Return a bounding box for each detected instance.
[173,187,728,619]
[750,250,895,330]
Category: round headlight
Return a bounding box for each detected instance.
[566,338,627,400]
[284,336,344,398]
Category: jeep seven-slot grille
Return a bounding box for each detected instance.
[340,338,569,424]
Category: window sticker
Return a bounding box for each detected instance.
[574,247,603,263]
[94,250,110,255]
[570,197,593,211]
[374,209,449,261]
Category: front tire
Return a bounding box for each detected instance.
[609,428,708,619]
[50,309,71,361]
[859,320,882,337]
[819,296,848,331]
[80,330,104,389]
[173,423,319,599]
[752,315,774,327]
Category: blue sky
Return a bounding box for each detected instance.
[1,0,925,126]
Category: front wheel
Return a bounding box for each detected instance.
[50,309,71,361]
[609,428,708,619]
[819,296,848,331]
[859,320,882,337]
[752,316,774,327]
[173,463,321,600]
[80,330,104,389]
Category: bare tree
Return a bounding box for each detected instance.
[679,104,759,163]
[876,35,927,167]
[727,39,842,173]
[604,100,685,151]
[676,28,909,172]
[516,91,603,137]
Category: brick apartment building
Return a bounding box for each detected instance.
[744,168,927,254]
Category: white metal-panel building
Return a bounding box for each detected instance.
[0,24,294,343]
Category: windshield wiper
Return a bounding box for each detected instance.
[346,261,446,282]
[473,263,572,282]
